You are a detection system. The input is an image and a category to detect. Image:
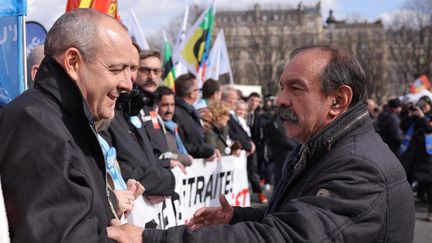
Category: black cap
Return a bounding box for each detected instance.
[388,98,401,108]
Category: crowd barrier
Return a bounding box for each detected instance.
[128,152,250,229]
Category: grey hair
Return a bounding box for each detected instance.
[44,8,109,63]
[221,85,237,101]
[290,44,367,107]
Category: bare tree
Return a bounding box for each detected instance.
[386,0,432,94]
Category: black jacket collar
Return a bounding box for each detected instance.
[33,56,94,126]
[288,102,371,177]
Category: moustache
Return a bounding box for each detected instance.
[277,106,299,122]
[163,111,174,116]
[144,79,157,86]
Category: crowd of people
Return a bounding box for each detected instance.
[370,95,432,221]
[0,9,417,243]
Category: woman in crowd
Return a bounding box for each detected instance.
[205,101,241,157]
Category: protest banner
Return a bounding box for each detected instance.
[129,152,250,229]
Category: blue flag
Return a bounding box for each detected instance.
[0,0,27,105]
[0,0,27,17]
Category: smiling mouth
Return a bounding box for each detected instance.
[107,94,118,101]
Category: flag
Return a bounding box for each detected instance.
[409,75,430,94]
[120,9,150,50]
[0,0,27,105]
[162,31,176,90]
[178,1,216,81]
[173,6,189,77]
[65,0,118,19]
[204,29,234,83]
[25,21,47,57]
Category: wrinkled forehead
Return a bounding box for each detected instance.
[281,49,330,84]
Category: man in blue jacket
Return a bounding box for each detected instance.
[108,44,415,243]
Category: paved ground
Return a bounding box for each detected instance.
[413,201,432,243]
[250,188,432,242]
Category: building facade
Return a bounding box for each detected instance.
[214,2,390,102]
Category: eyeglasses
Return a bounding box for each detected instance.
[138,66,162,76]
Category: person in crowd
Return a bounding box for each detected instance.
[205,101,241,157]
[257,96,277,190]
[223,86,268,203]
[26,45,44,89]
[95,43,146,222]
[194,79,221,126]
[234,100,251,137]
[134,50,184,171]
[0,9,134,241]
[101,45,176,207]
[108,44,415,243]
[201,79,221,105]
[173,73,221,160]
[377,97,403,157]
[264,106,298,185]
[366,98,380,132]
[155,86,192,168]
[400,95,432,221]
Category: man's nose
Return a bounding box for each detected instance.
[119,70,133,92]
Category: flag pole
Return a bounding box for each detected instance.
[23,15,28,90]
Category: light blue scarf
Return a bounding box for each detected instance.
[163,120,188,155]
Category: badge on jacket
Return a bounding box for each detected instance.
[149,111,160,129]
[130,116,142,129]
[316,188,330,197]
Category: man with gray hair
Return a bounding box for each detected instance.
[0,9,133,242]
[109,44,414,243]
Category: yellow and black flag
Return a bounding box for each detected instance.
[162,32,176,91]
[177,1,215,82]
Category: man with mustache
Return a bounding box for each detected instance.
[108,44,415,243]
[155,86,192,168]
[134,50,184,173]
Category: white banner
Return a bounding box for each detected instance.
[132,152,250,229]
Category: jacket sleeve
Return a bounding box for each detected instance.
[143,155,401,243]
[2,147,113,243]
[388,115,403,143]
[228,119,252,152]
[178,123,214,159]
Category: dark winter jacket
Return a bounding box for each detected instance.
[400,114,432,183]
[377,110,403,157]
[173,97,214,158]
[144,103,415,243]
[0,57,115,242]
[139,89,172,168]
[204,124,231,156]
[101,108,175,196]
[228,114,252,153]
[265,116,298,166]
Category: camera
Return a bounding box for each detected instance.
[408,105,418,111]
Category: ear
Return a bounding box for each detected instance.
[328,85,353,118]
[30,65,40,81]
[59,47,82,82]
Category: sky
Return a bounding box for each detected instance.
[27,0,408,37]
